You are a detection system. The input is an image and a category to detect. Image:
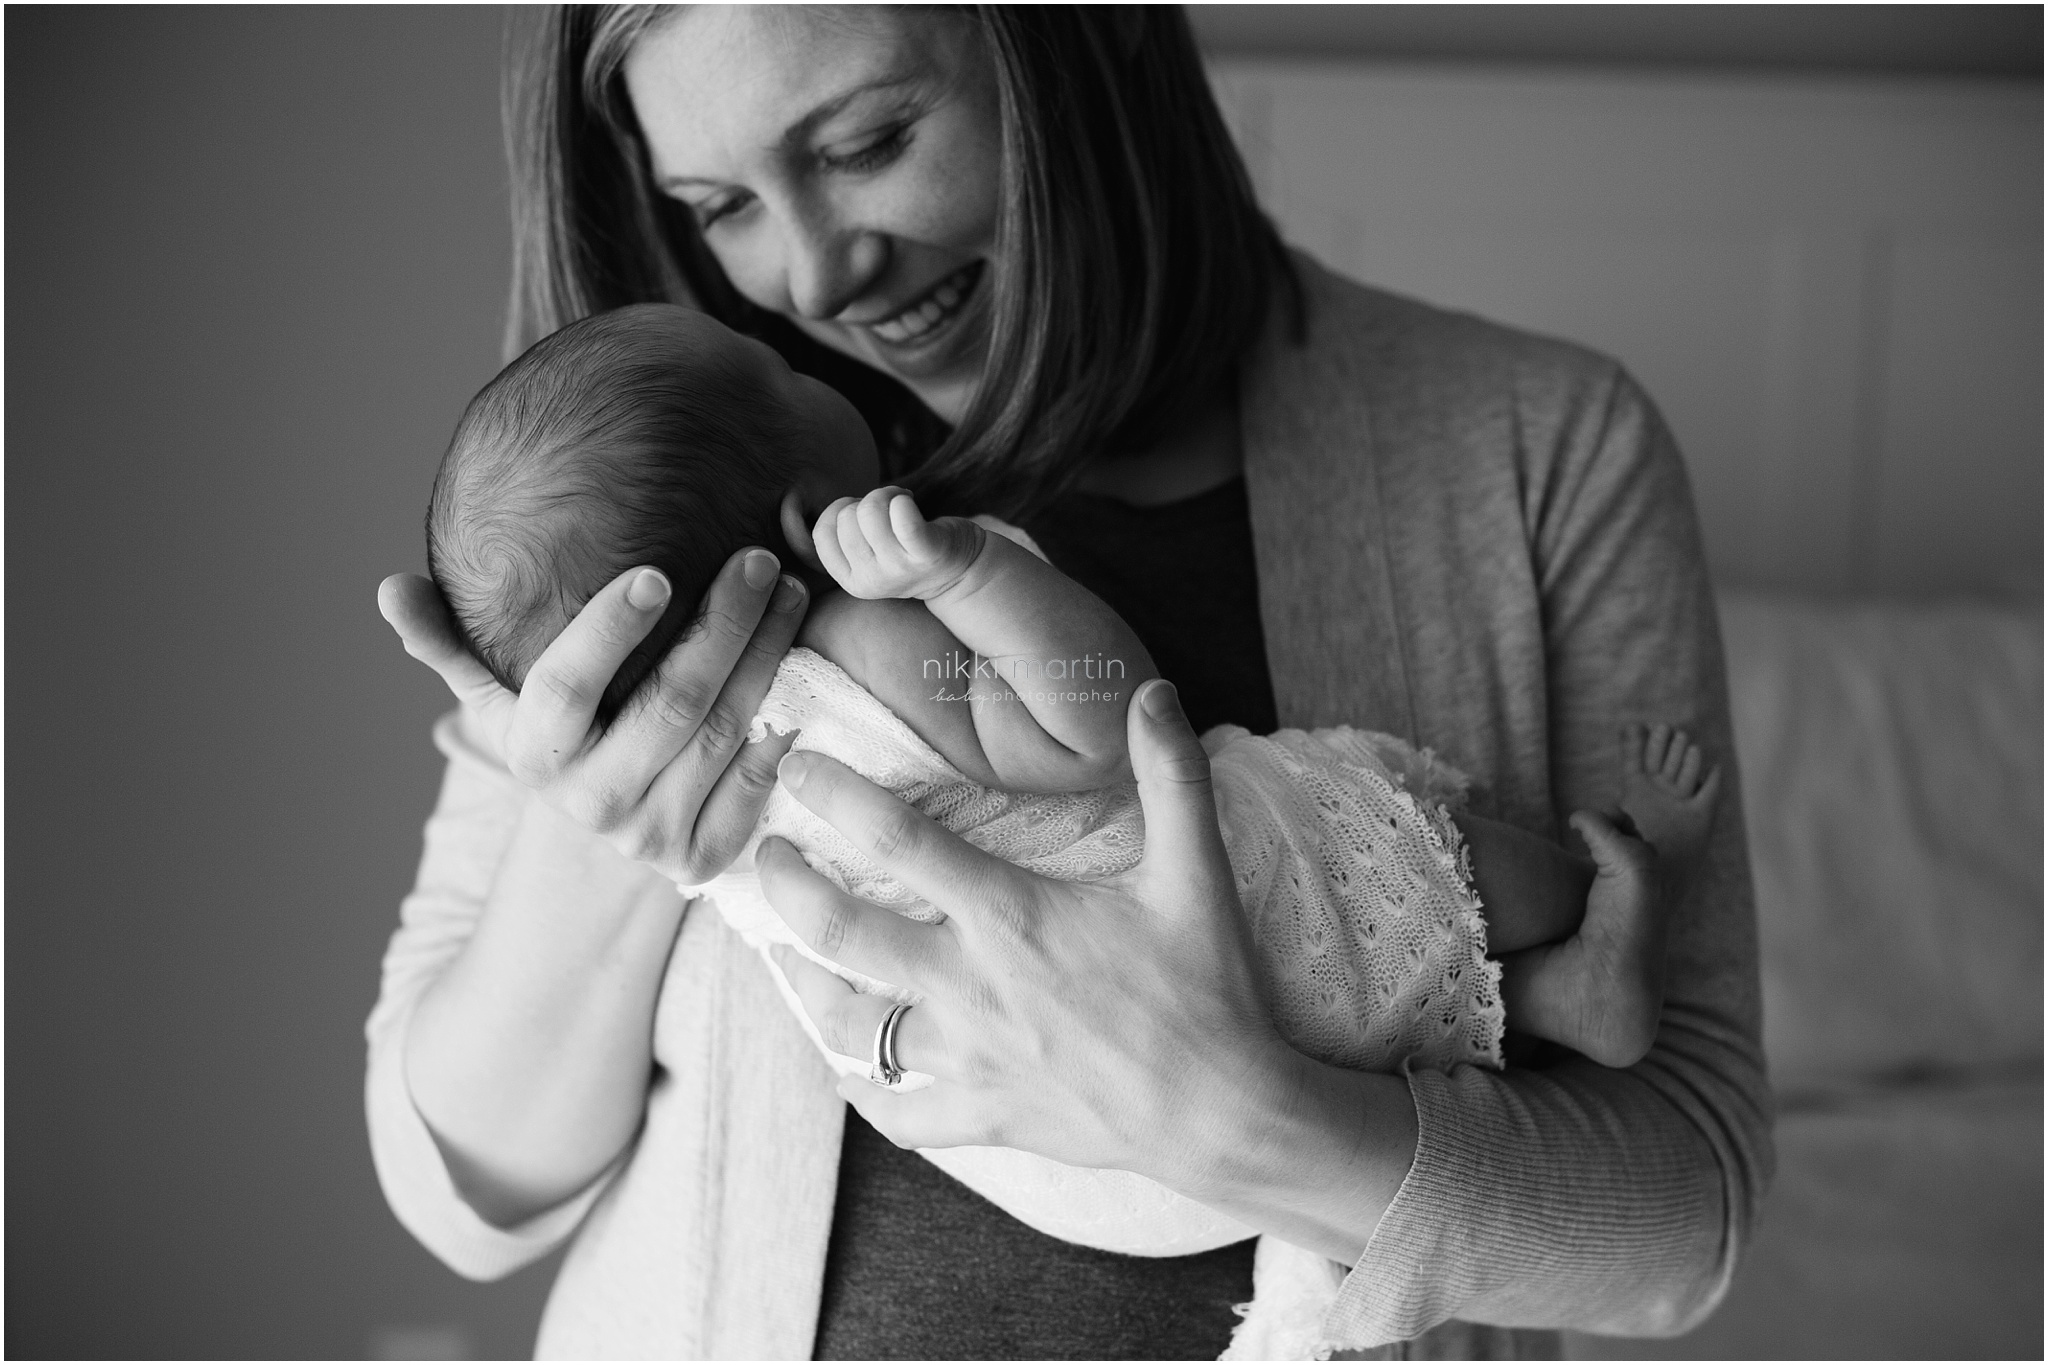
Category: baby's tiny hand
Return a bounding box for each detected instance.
[813,487,987,602]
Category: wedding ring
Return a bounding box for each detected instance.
[869,1002,911,1087]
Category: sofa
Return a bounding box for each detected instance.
[1567,591,2043,1359]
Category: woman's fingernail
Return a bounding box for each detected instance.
[772,574,807,612]
[627,569,671,611]
[778,751,810,792]
[743,549,779,589]
[1140,679,1182,721]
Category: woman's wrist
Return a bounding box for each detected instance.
[1160,1030,1420,1265]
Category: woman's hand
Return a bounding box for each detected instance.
[380,547,809,884]
[758,680,1420,1263]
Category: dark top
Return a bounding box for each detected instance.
[813,478,1280,1360]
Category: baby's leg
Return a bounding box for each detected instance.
[1452,814,1593,952]
[1494,724,1721,1067]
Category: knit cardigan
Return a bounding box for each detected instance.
[366,257,1773,1358]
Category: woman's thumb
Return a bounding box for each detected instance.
[1128,680,1232,895]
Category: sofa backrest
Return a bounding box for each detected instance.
[1720,591,2042,1093]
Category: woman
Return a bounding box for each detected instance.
[370,7,1771,1358]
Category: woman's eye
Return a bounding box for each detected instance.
[691,190,754,230]
[819,125,909,174]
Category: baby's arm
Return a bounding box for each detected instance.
[807,487,1158,792]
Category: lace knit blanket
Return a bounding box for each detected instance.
[690,648,1503,1263]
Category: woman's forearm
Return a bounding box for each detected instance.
[403,794,685,1228]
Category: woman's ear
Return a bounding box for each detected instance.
[780,486,826,571]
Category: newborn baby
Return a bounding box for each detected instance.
[428,303,1720,1358]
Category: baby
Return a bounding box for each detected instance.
[428,304,1720,1355]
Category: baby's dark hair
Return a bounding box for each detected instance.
[428,303,802,723]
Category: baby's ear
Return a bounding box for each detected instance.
[779,487,826,571]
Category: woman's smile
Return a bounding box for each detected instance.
[624,8,1001,423]
[863,260,984,347]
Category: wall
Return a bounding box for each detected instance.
[1208,61,2043,596]
[1189,3,2041,78]
[6,8,555,1358]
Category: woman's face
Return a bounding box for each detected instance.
[625,7,1001,425]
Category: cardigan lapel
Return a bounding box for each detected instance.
[1241,258,1556,829]
[701,924,846,1360]
[1241,258,1418,743]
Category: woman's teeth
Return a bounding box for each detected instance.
[870,267,975,344]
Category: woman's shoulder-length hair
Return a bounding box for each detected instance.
[503,4,1298,519]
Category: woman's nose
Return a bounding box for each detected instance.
[782,211,887,322]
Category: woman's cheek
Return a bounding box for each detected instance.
[704,230,790,316]
[898,113,1001,249]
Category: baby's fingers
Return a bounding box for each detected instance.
[834,500,882,577]
[886,491,936,557]
[856,487,912,559]
[811,498,859,584]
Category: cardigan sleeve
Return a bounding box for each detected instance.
[1324,364,1774,1346]
[363,708,619,1281]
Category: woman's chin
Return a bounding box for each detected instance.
[871,324,989,421]
[895,368,981,425]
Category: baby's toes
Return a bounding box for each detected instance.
[1644,723,1674,778]
[1655,728,1688,785]
[1672,738,1703,795]
[1620,722,1648,778]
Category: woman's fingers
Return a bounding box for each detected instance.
[609,548,782,747]
[774,751,1024,924]
[837,1073,984,1149]
[378,574,517,733]
[773,948,948,1076]
[504,564,678,771]
[635,572,809,876]
[754,836,951,991]
[1127,681,1234,910]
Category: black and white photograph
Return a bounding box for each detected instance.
[9,5,2041,1360]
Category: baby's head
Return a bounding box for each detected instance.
[428,303,877,721]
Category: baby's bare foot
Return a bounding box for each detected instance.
[1618,723,1722,904]
[1495,727,1727,1068]
[1549,810,1665,1066]
[1537,727,1722,1067]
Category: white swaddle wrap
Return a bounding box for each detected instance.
[686,646,1502,1358]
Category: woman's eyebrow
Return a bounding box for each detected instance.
[776,75,918,151]
[656,75,920,191]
